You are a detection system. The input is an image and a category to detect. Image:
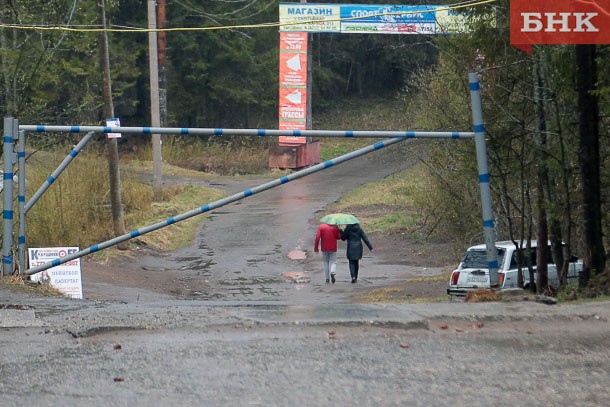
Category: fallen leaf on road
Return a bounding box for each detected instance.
[114,377,124,382]
[114,344,122,350]
[439,323,448,330]
[399,343,409,348]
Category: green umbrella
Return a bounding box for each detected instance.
[320,213,359,225]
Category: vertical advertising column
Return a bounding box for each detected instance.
[278,31,308,145]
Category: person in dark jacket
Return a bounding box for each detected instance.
[341,223,373,283]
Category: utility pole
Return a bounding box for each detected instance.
[158,0,168,129]
[96,0,127,249]
[148,0,163,200]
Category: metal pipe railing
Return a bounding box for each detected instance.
[19,125,474,139]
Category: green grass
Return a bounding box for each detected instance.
[318,138,377,161]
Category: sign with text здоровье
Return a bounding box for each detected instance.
[510,0,610,54]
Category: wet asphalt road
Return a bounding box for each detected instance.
[2,139,610,406]
[1,298,610,407]
[132,139,429,305]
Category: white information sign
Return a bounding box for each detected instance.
[28,247,83,299]
[106,117,121,139]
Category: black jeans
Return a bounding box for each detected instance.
[348,259,359,279]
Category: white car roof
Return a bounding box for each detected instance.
[467,240,545,250]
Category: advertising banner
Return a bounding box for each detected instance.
[340,4,436,34]
[279,31,308,144]
[279,3,341,32]
[28,247,83,299]
[279,3,488,34]
[510,0,610,54]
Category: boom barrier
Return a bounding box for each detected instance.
[2,73,498,287]
[20,125,474,139]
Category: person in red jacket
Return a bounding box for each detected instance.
[314,223,342,284]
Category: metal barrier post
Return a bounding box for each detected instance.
[17,130,26,273]
[469,72,499,286]
[2,118,17,276]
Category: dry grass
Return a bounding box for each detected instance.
[355,287,448,304]
[464,289,501,303]
[24,148,226,255]
[130,137,271,176]
[327,164,441,238]
[0,275,64,297]
[354,272,452,304]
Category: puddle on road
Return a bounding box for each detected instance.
[261,244,282,256]
[258,286,279,295]
[175,257,216,272]
[33,303,96,318]
[141,258,215,275]
[197,243,215,256]
[219,277,283,286]
[227,286,254,296]
[280,271,311,284]
[245,258,265,267]
[184,291,225,300]
[218,276,282,298]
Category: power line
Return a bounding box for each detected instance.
[0,0,498,34]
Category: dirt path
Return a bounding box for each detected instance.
[81,141,457,304]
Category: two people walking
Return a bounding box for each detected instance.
[315,216,373,284]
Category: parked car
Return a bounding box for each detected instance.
[447,240,583,298]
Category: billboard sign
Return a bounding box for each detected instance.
[28,247,83,299]
[279,3,341,32]
[279,3,487,34]
[340,4,437,34]
[279,32,308,143]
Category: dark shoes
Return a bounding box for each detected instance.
[326,279,330,284]
[331,273,336,284]
[351,278,357,284]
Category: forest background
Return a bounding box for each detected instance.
[0,0,608,296]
